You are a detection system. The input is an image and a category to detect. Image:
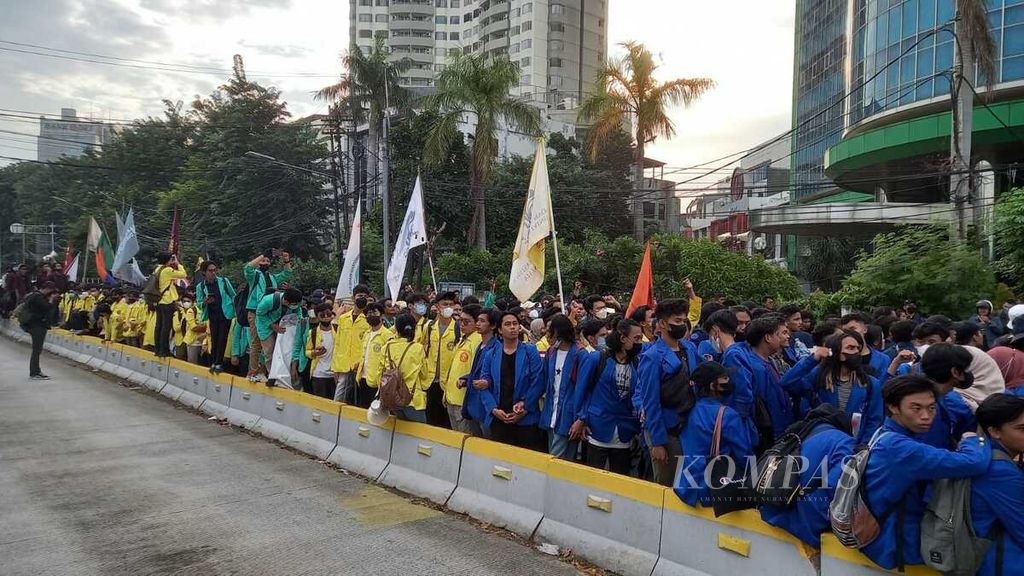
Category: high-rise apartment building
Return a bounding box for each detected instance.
[37,108,112,163]
[349,0,608,108]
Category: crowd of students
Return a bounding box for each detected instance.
[6,255,1024,574]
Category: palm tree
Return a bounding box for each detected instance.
[315,37,412,201]
[579,41,713,238]
[422,53,542,250]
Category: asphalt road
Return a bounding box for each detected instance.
[0,336,580,576]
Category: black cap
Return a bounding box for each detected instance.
[691,361,735,389]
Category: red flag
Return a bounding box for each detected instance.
[168,206,180,257]
[63,242,73,274]
[626,241,655,317]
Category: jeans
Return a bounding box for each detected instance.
[491,420,547,452]
[649,433,683,487]
[187,344,202,365]
[425,380,449,429]
[334,372,354,403]
[396,406,427,423]
[311,377,335,399]
[548,430,579,460]
[154,304,176,357]
[25,324,47,376]
[447,402,482,436]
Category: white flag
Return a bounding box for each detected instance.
[112,208,140,280]
[86,217,102,252]
[509,141,554,302]
[386,176,428,299]
[65,253,80,284]
[124,259,148,286]
[115,211,125,246]
[336,199,362,299]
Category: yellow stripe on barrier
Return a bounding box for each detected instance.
[341,405,395,430]
[661,489,806,547]
[262,384,343,414]
[462,437,552,473]
[820,535,939,575]
[548,459,664,508]
[393,420,467,449]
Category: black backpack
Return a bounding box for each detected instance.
[660,352,696,428]
[234,284,250,328]
[753,416,831,508]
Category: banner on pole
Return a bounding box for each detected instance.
[509,141,553,302]
[336,199,362,298]
[386,176,427,300]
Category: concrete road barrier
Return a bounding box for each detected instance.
[328,405,394,480]
[253,387,341,460]
[143,357,171,393]
[654,491,817,576]
[379,421,467,505]
[447,438,551,538]
[224,377,264,430]
[119,348,151,386]
[199,372,233,420]
[536,460,664,576]
[820,536,937,575]
[164,359,207,409]
[80,337,106,368]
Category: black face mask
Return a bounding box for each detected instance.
[355,297,368,309]
[954,371,975,390]
[717,380,735,396]
[367,315,382,328]
[666,322,688,341]
[319,320,332,328]
[842,355,863,370]
[734,331,746,342]
[259,264,270,272]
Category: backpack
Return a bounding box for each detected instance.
[234,284,251,327]
[378,343,414,411]
[753,418,830,508]
[424,317,461,360]
[830,429,887,549]
[141,266,170,305]
[920,449,1015,574]
[13,297,33,325]
[660,351,696,428]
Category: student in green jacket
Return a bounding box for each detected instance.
[252,287,302,383]
[243,250,292,379]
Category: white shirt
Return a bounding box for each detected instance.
[312,327,335,379]
[550,349,569,428]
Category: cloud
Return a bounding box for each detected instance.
[138,0,289,22]
[238,40,311,59]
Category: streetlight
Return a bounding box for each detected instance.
[244,151,345,270]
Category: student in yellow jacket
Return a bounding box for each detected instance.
[330,287,372,403]
[443,304,483,435]
[171,298,198,360]
[421,291,461,427]
[305,303,339,399]
[142,304,157,348]
[354,303,394,407]
[122,296,147,347]
[380,313,431,422]
[108,293,129,343]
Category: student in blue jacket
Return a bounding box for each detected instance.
[195,261,236,374]
[759,404,856,547]
[971,393,1024,576]
[696,309,739,365]
[474,310,546,452]
[919,343,980,449]
[841,313,890,379]
[463,307,501,434]
[539,314,586,459]
[674,361,754,507]
[574,318,643,475]
[638,298,697,487]
[780,330,884,444]
[722,314,794,452]
[860,375,991,570]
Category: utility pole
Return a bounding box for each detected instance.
[382,69,392,298]
[325,110,346,271]
[950,10,975,241]
[49,223,56,254]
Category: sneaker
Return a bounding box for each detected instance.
[30,374,51,380]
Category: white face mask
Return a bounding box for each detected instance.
[182,302,193,310]
[529,309,540,319]
[915,344,930,357]
[441,307,454,319]
[711,335,722,354]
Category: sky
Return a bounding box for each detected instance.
[0,0,796,187]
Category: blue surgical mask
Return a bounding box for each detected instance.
[414,303,428,316]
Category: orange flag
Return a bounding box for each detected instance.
[626,241,655,317]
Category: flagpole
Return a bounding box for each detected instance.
[427,251,438,294]
[82,250,91,285]
[545,140,566,313]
